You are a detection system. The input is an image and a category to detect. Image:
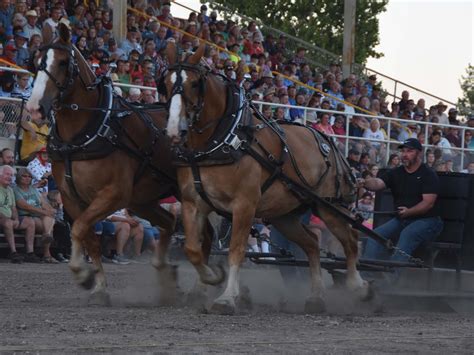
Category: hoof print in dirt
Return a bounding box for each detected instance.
[304,296,326,314]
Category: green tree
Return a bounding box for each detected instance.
[208,0,388,64]
[458,63,474,116]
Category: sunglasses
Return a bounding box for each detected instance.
[21,174,32,178]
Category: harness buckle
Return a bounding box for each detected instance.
[97,123,112,138]
[224,134,243,150]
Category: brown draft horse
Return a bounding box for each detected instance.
[163,42,370,314]
[25,23,180,304]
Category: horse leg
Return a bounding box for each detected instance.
[317,206,370,298]
[83,229,111,306]
[270,213,326,313]
[209,204,256,315]
[182,200,225,287]
[130,203,178,305]
[185,218,216,309]
[65,191,123,296]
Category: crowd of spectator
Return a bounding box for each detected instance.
[0,0,473,261]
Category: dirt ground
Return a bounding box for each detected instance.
[1,257,473,354]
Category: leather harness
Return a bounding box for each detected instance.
[167,66,357,219]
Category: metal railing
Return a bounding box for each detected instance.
[1,65,471,172]
[253,100,474,170]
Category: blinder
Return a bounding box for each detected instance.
[35,43,79,103]
[165,62,208,127]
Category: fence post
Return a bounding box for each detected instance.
[14,99,25,163]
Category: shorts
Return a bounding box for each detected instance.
[94,221,116,236]
[143,226,160,248]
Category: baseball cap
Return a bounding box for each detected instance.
[4,43,17,51]
[398,138,422,151]
[25,9,38,17]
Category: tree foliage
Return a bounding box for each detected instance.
[208,0,388,64]
[458,63,474,116]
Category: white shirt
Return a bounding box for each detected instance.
[27,157,52,194]
[363,129,385,147]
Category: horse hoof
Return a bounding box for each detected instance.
[208,297,236,315]
[304,296,326,314]
[88,291,111,306]
[202,264,226,286]
[356,280,374,302]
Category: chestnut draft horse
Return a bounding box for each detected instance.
[26,23,183,304]
[163,42,371,314]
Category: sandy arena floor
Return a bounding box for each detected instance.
[0,258,473,354]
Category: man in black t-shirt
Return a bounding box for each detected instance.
[360,138,444,261]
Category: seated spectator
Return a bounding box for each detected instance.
[47,190,70,263]
[436,102,449,126]
[348,115,368,138]
[0,165,36,263]
[357,192,374,228]
[445,127,461,148]
[0,71,16,97]
[359,152,370,172]
[11,73,32,100]
[121,27,143,56]
[313,112,334,136]
[289,92,306,123]
[27,147,52,195]
[363,118,386,163]
[2,43,18,66]
[13,31,29,67]
[430,130,453,160]
[107,209,144,264]
[460,162,474,174]
[347,148,361,172]
[14,167,57,263]
[332,114,346,147]
[20,114,49,163]
[1,147,14,166]
[23,9,41,40]
[386,153,400,169]
[426,150,436,169]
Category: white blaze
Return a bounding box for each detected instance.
[26,49,55,113]
[166,71,187,139]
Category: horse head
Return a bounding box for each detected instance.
[26,22,96,120]
[163,41,209,145]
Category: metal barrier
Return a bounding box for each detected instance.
[0,96,24,139]
[253,100,474,170]
[1,75,471,172]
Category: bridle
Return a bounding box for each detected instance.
[165,62,208,128]
[36,43,79,104]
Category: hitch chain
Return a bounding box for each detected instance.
[389,245,425,266]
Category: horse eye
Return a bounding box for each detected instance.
[191,81,200,89]
[59,61,68,67]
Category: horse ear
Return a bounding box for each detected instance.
[42,23,53,45]
[187,42,206,65]
[166,41,177,65]
[58,21,71,44]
